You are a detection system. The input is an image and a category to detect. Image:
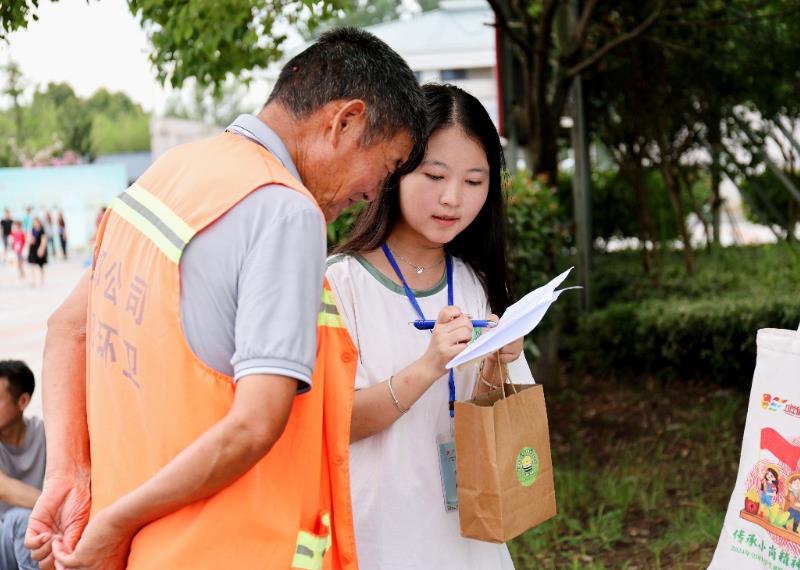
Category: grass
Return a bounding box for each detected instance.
[503,244,790,566]
[507,373,748,569]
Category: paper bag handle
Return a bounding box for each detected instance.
[471,352,517,400]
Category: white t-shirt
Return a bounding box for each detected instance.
[326,254,534,570]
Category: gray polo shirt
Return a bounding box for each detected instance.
[0,416,46,517]
[179,114,325,392]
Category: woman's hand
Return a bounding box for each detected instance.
[418,306,474,379]
[484,313,524,364]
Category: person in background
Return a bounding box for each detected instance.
[26,218,47,287]
[20,209,32,236]
[1,210,12,261]
[56,211,67,260]
[42,213,55,258]
[9,222,26,280]
[0,361,46,570]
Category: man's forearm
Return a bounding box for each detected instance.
[42,272,91,477]
[0,476,41,509]
[102,375,297,534]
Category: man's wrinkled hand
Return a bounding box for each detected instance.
[25,473,91,570]
[52,508,133,570]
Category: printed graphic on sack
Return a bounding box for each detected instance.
[762,394,789,413]
[516,447,539,487]
[762,393,800,418]
[737,427,800,556]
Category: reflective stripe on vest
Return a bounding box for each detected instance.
[319,287,346,329]
[292,512,332,570]
[109,183,196,263]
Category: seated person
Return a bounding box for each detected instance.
[0,361,45,570]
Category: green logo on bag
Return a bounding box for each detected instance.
[516,447,539,487]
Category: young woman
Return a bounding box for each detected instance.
[27,217,48,286]
[56,210,67,259]
[10,221,26,280]
[327,84,533,569]
[43,211,55,257]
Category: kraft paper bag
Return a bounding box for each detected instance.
[710,328,800,568]
[454,362,557,543]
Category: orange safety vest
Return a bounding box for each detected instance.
[86,132,359,569]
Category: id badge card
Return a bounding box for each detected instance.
[437,429,458,512]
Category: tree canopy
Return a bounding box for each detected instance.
[0,65,150,166]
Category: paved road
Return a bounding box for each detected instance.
[1,253,88,417]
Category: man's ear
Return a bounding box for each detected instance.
[16,393,30,413]
[329,99,367,148]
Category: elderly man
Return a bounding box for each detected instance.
[25,28,425,569]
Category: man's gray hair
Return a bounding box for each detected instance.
[267,27,426,152]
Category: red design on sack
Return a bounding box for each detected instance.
[762,428,800,470]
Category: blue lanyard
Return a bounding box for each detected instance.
[382,243,456,418]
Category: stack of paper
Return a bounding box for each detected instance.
[446,267,577,369]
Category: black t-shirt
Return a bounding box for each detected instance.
[1,219,12,237]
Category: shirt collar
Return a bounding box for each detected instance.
[225,114,302,182]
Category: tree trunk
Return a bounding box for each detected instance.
[678,168,711,248]
[659,151,694,275]
[708,117,723,245]
[633,162,657,277]
[527,109,560,185]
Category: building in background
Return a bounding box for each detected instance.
[150,116,220,161]
[257,0,498,124]
[363,0,497,123]
[94,151,152,185]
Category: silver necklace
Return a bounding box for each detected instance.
[389,245,445,275]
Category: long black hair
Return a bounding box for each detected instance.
[336,83,512,314]
[762,468,779,491]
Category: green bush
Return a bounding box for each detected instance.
[506,172,571,298]
[326,202,365,249]
[575,244,800,385]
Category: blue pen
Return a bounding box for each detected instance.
[411,319,496,331]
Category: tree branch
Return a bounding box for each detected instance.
[567,1,666,78]
[537,0,560,43]
[572,0,599,49]
[641,35,705,59]
[486,0,531,57]
[531,0,560,115]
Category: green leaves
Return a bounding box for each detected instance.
[0,0,45,40]
[127,0,348,91]
[0,70,150,164]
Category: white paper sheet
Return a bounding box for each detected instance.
[445,267,577,370]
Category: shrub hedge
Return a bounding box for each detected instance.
[574,245,800,386]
